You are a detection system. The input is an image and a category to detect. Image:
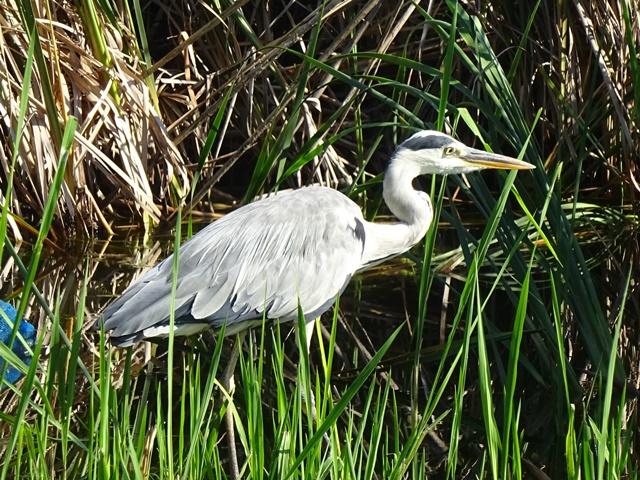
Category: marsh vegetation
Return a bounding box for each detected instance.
[0,0,638,478]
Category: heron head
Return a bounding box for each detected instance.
[395,131,535,175]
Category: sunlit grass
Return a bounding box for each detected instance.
[0,207,637,478]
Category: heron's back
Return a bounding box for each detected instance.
[101,187,366,346]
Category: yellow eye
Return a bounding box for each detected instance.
[444,147,456,155]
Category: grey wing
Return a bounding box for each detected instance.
[101,187,366,345]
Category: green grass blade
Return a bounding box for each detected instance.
[283,323,403,480]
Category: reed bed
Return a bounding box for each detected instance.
[0,0,639,478]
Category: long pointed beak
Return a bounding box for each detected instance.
[463,147,535,170]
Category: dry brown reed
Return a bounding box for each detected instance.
[1,1,638,237]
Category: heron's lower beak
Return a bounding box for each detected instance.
[463,148,535,170]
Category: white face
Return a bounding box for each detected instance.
[396,131,532,175]
[396,131,483,175]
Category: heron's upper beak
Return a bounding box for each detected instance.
[462,147,535,170]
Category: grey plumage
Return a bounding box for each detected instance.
[100,131,534,346]
[102,188,369,346]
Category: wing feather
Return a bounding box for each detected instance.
[102,187,366,342]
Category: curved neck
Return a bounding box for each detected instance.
[359,157,433,269]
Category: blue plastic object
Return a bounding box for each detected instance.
[0,300,36,385]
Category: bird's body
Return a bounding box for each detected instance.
[101,131,533,346]
[103,185,431,346]
[105,188,369,345]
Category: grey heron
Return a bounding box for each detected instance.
[100,130,533,344]
[98,130,533,478]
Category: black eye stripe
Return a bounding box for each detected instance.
[399,135,454,151]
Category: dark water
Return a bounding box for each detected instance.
[0,215,565,388]
[0,225,424,360]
